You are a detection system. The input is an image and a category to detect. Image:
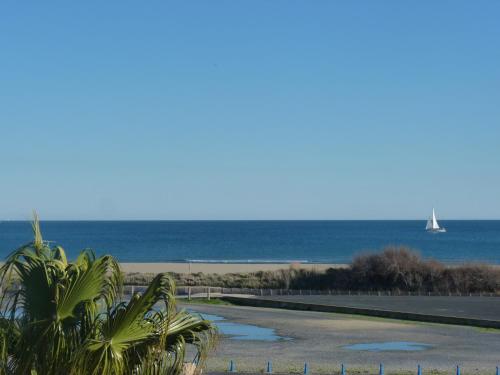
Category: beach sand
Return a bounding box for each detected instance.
[120,262,346,274]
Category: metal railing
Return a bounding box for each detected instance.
[121,285,500,298]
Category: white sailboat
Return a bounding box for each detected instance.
[426,208,446,233]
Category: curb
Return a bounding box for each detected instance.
[221,296,500,329]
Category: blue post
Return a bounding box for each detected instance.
[341,363,346,375]
[266,361,273,374]
[379,363,384,375]
[304,362,309,375]
[417,364,422,375]
[496,366,499,375]
[456,366,460,375]
[229,360,236,373]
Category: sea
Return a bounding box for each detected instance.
[0,220,499,264]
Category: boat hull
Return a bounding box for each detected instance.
[427,228,446,233]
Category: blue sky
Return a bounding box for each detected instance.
[1,1,499,220]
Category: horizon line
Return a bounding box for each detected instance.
[1,218,499,222]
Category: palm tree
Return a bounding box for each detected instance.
[0,215,216,375]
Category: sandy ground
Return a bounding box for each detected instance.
[121,262,344,274]
[181,302,500,374]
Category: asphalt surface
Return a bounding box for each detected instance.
[182,302,500,374]
[257,295,500,321]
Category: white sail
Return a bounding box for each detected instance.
[431,209,440,229]
[425,218,433,230]
[426,208,445,232]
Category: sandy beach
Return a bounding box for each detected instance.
[120,262,346,274]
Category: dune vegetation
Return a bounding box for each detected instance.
[125,247,500,294]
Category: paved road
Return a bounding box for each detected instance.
[258,295,500,321]
[183,302,500,374]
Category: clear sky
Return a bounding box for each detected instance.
[1,1,499,220]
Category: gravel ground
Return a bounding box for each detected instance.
[180,303,500,375]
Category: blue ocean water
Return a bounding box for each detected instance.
[0,220,499,264]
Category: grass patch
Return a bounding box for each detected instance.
[322,311,481,330]
[329,311,500,332]
[475,326,500,334]
[179,298,233,306]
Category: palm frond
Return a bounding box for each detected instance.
[32,211,43,253]
[58,255,119,320]
[0,215,216,375]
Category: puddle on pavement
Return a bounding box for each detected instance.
[189,311,291,342]
[343,341,432,352]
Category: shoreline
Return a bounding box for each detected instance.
[120,261,500,275]
[120,262,347,274]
